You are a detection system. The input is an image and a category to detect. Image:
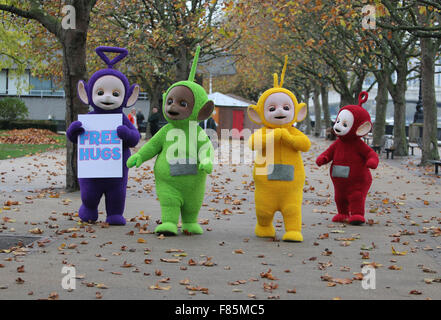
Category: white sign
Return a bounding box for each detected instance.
[77,114,122,178]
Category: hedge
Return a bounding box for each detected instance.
[0,120,58,133]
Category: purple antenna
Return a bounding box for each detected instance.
[95,46,128,68]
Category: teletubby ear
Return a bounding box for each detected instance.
[77,80,89,105]
[296,102,307,122]
[126,84,140,107]
[356,121,372,136]
[197,100,215,121]
[247,105,262,125]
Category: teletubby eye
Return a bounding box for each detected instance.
[283,105,290,111]
[269,106,276,112]
[179,100,188,107]
[167,98,173,105]
[112,90,120,97]
[337,119,340,123]
[97,89,104,96]
[343,123,348,128]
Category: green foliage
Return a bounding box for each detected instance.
[0,97,28,121]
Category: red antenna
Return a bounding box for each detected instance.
[358,91,368,106]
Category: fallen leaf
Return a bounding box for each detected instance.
[391,246,407,256]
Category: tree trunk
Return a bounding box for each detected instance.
[390,92,408,156]
[175,46,190,81]
[339,93,355,108]
[420,37,440,164]
[63,36,89,191]
[313,86,322,137]
[303,86,312,135]
[320,83,331,129]
[373,73,389,147]
[62,3,94,191]
[388,62,409,156]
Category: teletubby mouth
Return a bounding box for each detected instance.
[168,111,179,116]
[275,116,286,119]
[101,102,114,106]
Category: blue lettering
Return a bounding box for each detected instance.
[90,148,100,160]
[79,148,89,160]
[101,148,112,160]
[79,132,89,145]
[112,147,121,160]
[101,130,111,144]
[89,131,100,145]
[110,130,120,144]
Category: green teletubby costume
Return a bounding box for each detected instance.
[127,46,214,235]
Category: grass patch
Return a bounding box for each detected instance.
[0,134,66,160]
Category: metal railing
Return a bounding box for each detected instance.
[0,89,149,100]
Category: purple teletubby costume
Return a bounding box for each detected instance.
[66,46,140,225]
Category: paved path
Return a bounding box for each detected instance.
[0,137,440,300]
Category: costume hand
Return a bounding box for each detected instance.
[198,162,213,174]
[127,153,143,168]
[316,155,329,167]
[117,125,131,141]
[268,128,282,142]
[366,157,378,169]
[281,128,291,140]
[67,121,85,141]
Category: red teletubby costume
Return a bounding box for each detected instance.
[316,92,379,225]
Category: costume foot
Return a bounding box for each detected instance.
[78,206,98,223]
[255,224,275,238]
[332,214,349,223]
[282,231,303,242]
[106,215,126,225]
[155,222,178,236]
[182,223,203,235]
[348,215,365,225]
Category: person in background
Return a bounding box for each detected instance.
[136,109,145,128]
[148,107,160,138]
[128,108,138,130]
[413,105,424,124]
[199,117,217,132]
[199,116,218,148]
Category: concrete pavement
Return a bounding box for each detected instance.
[0,137,440,300]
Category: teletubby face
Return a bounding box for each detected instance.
[165,85,195,120]
[333,109,354,136]
[91,75,126,110]
[263,92,295,126]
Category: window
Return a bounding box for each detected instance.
[0,70,6,94]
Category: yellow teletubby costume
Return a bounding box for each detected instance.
[248,56,311,242]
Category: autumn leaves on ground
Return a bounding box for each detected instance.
[0,129,65,160]
[0,136,440,300]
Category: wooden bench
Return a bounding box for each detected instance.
[429,160,441,175]
[408,143,420,156]
[372,145,381,154]
[384,148,395,159]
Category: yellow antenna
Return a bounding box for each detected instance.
[273,73,279,88]
[279,55,288,88]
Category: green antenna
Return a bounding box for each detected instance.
[188,46,201,82]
